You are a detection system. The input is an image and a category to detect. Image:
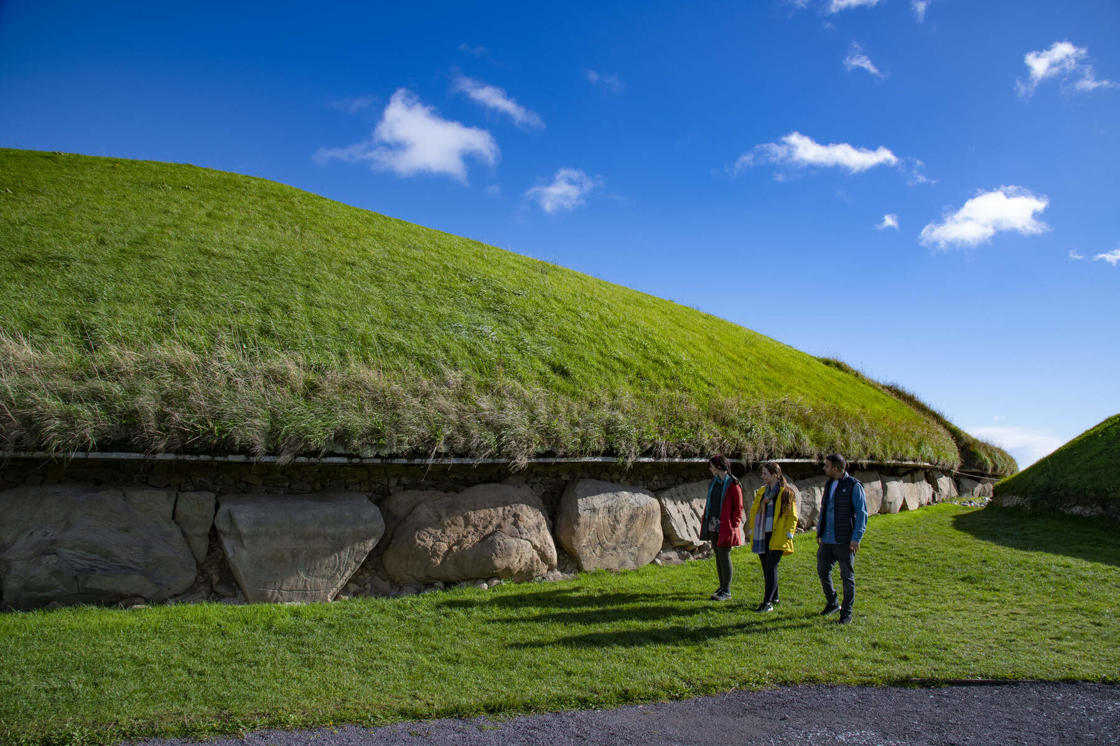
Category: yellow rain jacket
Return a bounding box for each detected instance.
[747,484,799,554]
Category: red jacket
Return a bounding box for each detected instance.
[718,481,744,548]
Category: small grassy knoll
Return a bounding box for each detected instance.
[1,504,1116,744]
[995,414,1120,510]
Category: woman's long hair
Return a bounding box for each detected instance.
[761,461,794,513]
[708,454,741,485]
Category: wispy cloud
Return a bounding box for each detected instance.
[1016,41,1117,97]
[458,43,488,57]
[969,425,1062,467]
[844,43,883,77]
[329,95,378,114]
[586,70,624,94]
[452,75,544,130]
[736,131,898,175]
[828,0,881,13]
[1069,250,1085,261]
[314,89,498,183]
[912,0,930,21]
[526,168,599,213]
[876,214,899,230]
[919,186,1049,249]
[1094,246,1120,266]
[1074,67,1119,92]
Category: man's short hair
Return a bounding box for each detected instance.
[825,453,847,472]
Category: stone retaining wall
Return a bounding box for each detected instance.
[0,456,996,611]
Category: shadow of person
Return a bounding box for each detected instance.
[952,506,1120,568]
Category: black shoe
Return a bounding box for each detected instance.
[820,602,840,616]
[711,590,731,601]
[772,598,780,605]
[754,602,774,613]
[837,612,853,624]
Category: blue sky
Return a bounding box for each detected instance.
[1,0,1117,467]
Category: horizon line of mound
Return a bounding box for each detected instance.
[0,148,1012,474]
[993,413,1119,519]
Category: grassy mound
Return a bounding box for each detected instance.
[0,149,1011,470]
[995,414,1120,508]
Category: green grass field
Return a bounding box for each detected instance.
[996,414,1120,506]
[1,504,1115,745]
[0,149,1011,472]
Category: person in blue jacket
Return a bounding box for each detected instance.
[816,453,868,624]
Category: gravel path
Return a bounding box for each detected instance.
[141,682,1119,745]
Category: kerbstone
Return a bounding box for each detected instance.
[881,477,905,514]
[215,492,384,604]
[381,484,556,585]
[556,479,663,571]
[174,491,216,563]
[0,485,196,610]
[656,480,708,550]
[853,471,884,515]
[791,477,827,530]
[928,472,958,503]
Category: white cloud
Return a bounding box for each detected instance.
[315,89,498,183]
[458,43,488,57]
[919,186,1049,249]
[1074,66,1119,92]
[526,168,599,213]
[737,131,898,174]
[1094,247,1120,266]
[912,0,930,21]
[452,76,544,130]
[828,0,881,12]
[1016,41,1116,96]
[586,69,624,94]
[969,425,1063,468]
[844,43,883,77]
[876,214,899,230]
[1069,250,1085,260]
[329,95,378,114]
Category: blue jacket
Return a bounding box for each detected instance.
[817,474,868,544]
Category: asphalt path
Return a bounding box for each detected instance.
[140,682,1119,745]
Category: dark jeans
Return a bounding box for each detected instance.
[817,542,855,612]
[715,546,733,594]
[758,547,783,604]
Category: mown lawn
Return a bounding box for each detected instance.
[2,504,1116,745]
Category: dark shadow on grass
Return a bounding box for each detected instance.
[509,616,816,649]
[490,602,737,626]
[953,506,1120,568]
[438,588,706,613]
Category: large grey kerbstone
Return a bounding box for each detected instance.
[957,477,981,497]
[791,476,827,530]
[656,480,709,550]
[174,491,216,563]
[853,472,884,515]
[0,485,196,610]
[900,471,933,510]
[556,479,663,571]
[215,493,384,604]
[881,477,905,514]
[381,484,556,585]
[928,472,958,503]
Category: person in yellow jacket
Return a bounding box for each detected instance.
[746,461,798,613]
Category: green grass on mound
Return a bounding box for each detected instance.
[0,505,1116,744]
[0,149,1010,470]
[995,414,1120,506]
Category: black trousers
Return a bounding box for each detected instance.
[817,542,855,612]
[715,546,733,594]
[758,545,783,604]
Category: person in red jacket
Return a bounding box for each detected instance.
[699,454,745,601]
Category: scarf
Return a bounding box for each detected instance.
[752,483,779,554]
